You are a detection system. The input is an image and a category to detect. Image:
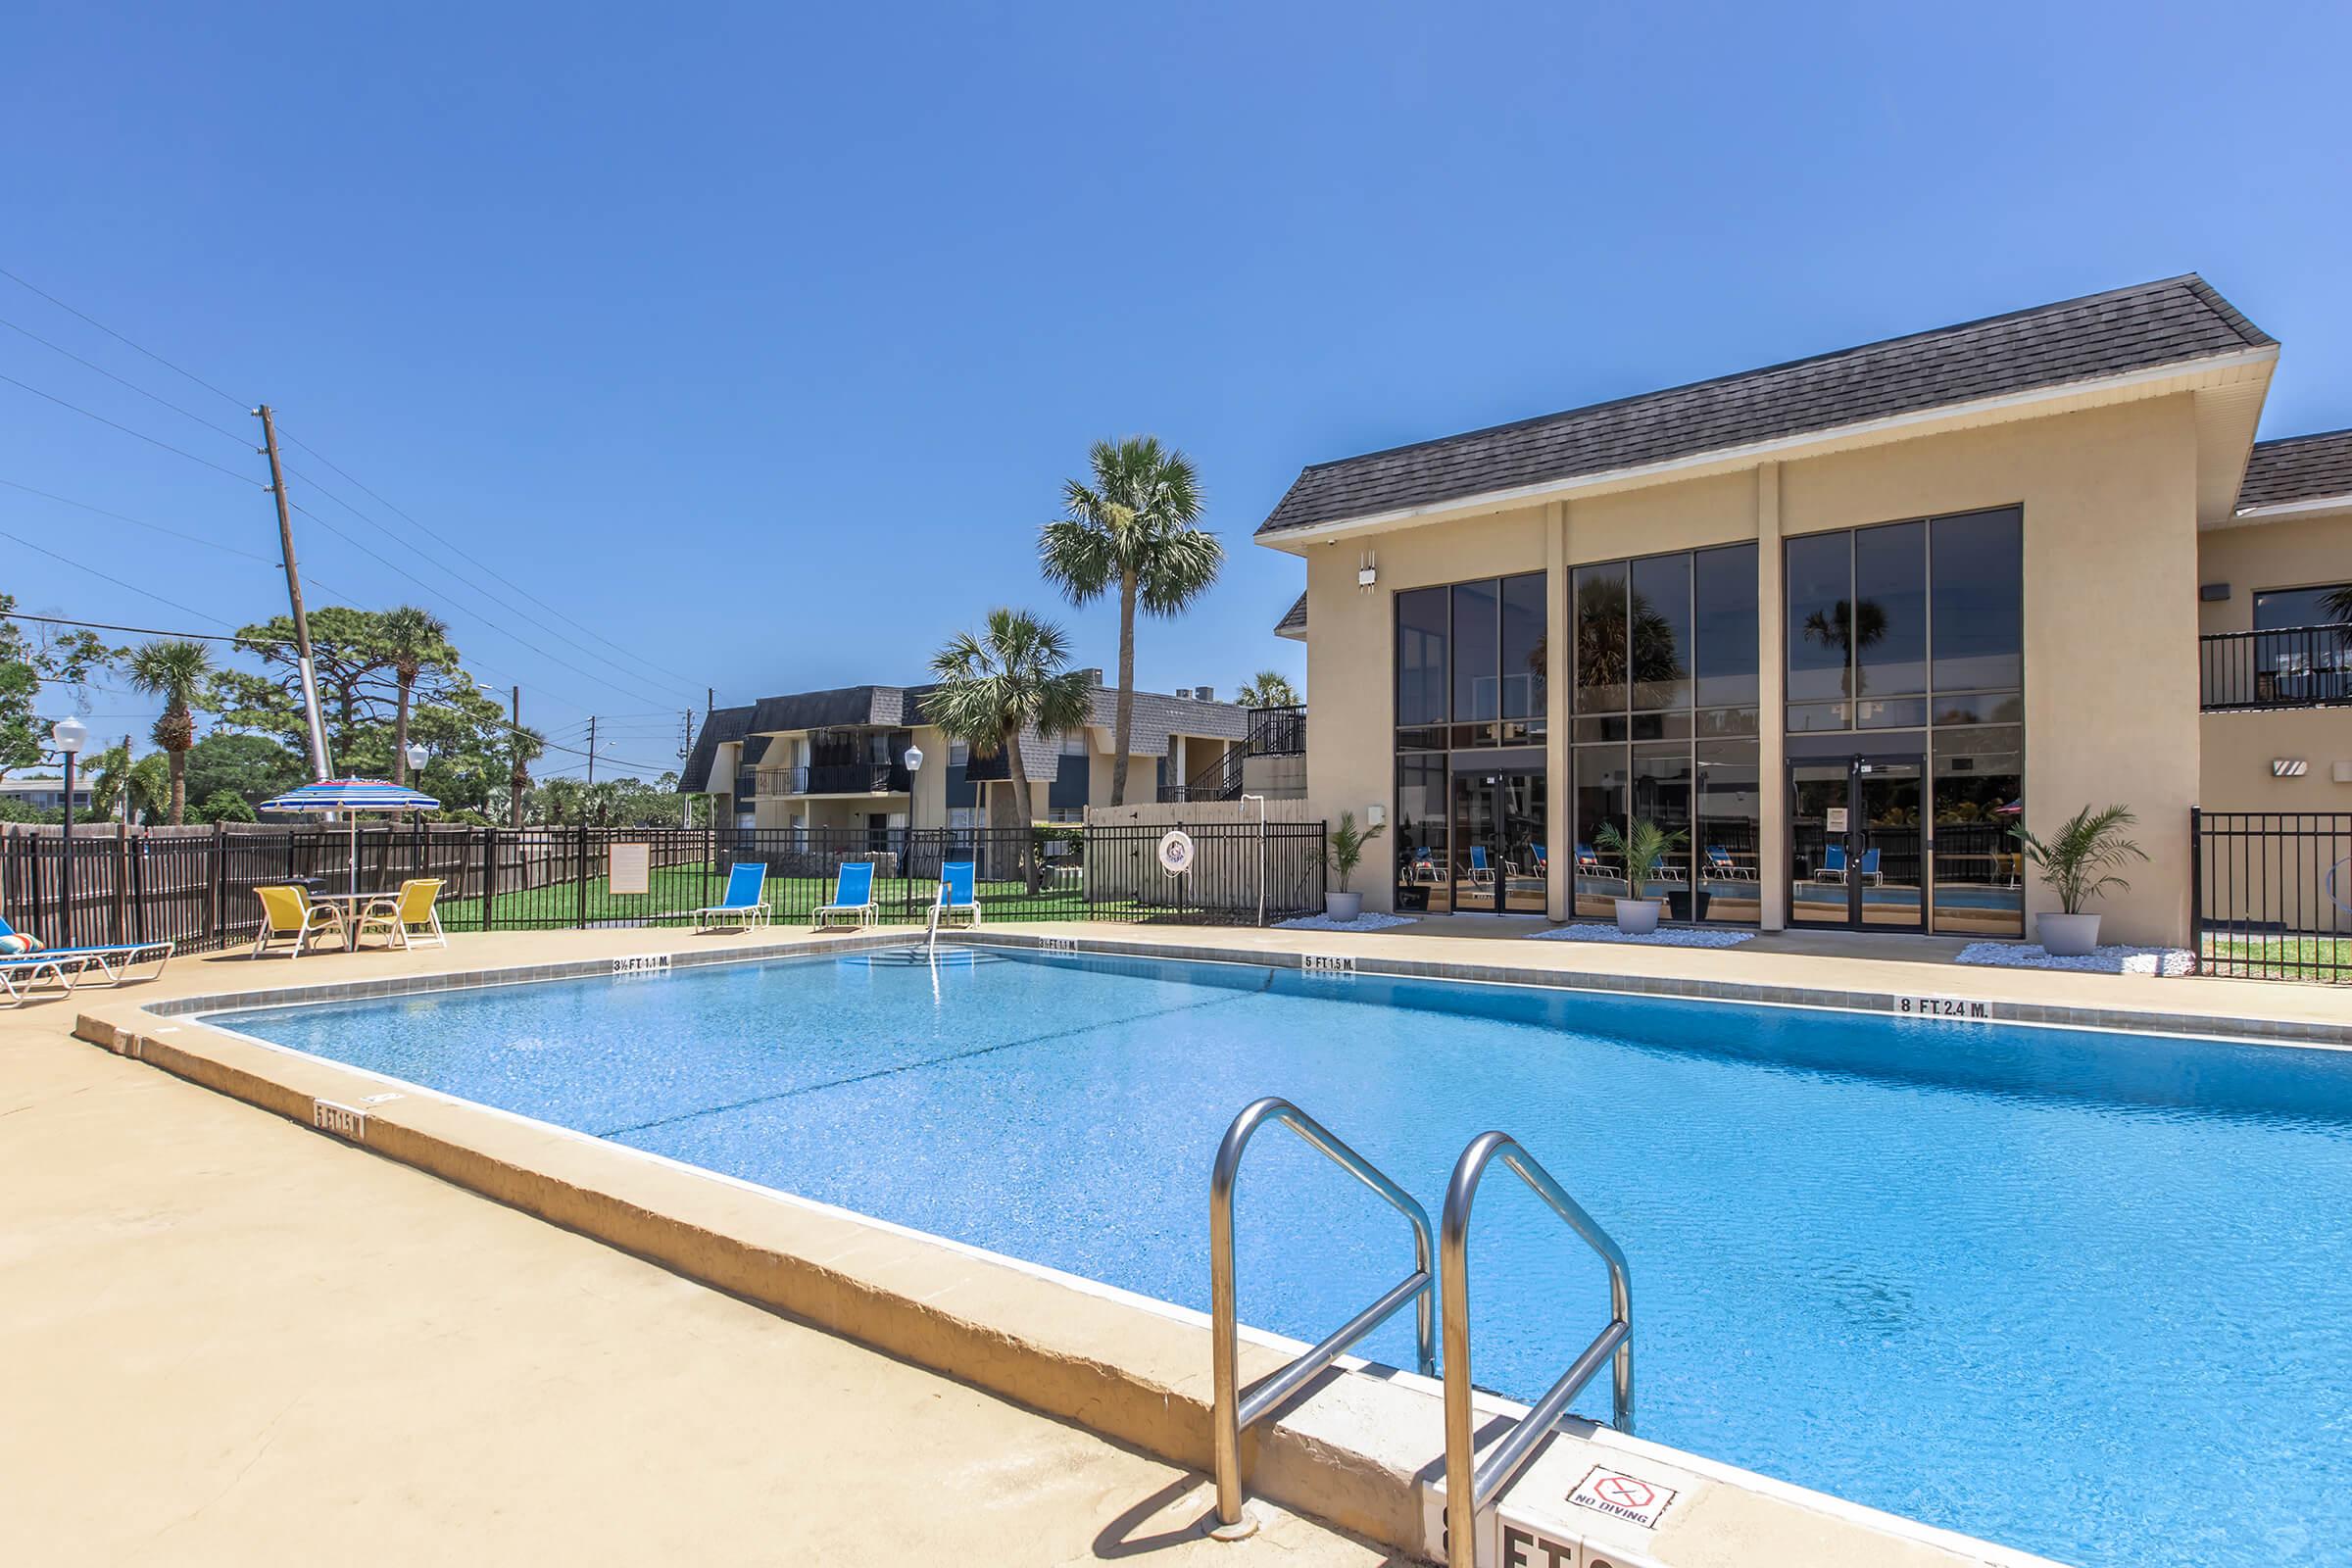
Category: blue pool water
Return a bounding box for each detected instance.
[210,948,2352,1567]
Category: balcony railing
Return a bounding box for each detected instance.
[1247,705,1306,757]
[2201,624,2352,712]
[762,762,911,796]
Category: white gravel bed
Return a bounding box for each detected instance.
[1274,911,1420,932]
[1956,941,2194,976]
[1529,923,1755,948]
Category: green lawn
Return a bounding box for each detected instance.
[438,859,1138,929]
[2199,933,2351,982]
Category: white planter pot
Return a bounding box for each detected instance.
[1612,897,1661,935]
[1325,891,1364,922]
[2038,911,2102,957]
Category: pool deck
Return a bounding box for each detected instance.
[11,916,2331,1566]
[0,931,1395,1567]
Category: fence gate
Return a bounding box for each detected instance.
[2191,808,2352,983]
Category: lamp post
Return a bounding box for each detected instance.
[903,744,925,882]
[405,741,428,778]
[51,717,87,946]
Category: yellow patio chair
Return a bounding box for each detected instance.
[253,884,345,959]
[355,878,448,951]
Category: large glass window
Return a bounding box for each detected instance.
[2254,582,2352,629]
[1571,542,1759,924]
[1785,507,2025,938]
[1930,509,2023,695]
[1395,571,1547,910]
[1396,587,1448,727]
[1451,580,1501,722]
[1630,554,1692,711]
[1500,573,1547,719]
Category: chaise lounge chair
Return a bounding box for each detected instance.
[693,862,772,933]
[1465,845,1497,885]
[1704,846,1755,881]
[0,948,95,1004]
[0,915,172,989]
[814,860,877,928]
[1813,845,1849,884]
[928,859,980,936]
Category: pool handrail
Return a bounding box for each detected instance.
[1441,1131,1633,1568]
[1209,1096,1437,1533]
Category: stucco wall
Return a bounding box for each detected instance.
[1298,394,2208,945]
[2196,508,2352,636]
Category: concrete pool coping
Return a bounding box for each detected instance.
[72,921,2299,1565]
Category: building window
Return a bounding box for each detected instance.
[1783,507,2023,937]
[1393,571,1546,910]
[1572,543,1759,923]
[2252,582,2352,629]
[1059,730,1088,756]
[949,741,969,767]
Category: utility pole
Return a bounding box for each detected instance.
[680,709,694,829]
[586,714,597,787]
[508,685,527,830]
[254,405,331,782]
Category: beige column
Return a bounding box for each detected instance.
[1756,463,1788,930]
[1545,501,1571,921]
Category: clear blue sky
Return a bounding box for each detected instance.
[3,2,2347,780]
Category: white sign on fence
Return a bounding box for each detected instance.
[608,841,652,896]
[1157,830,1195,876]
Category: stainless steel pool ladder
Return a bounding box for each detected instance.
[1208,1097,1437,1533]
[1440,1131,1634,1568]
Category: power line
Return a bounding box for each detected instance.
[0,475,281,564]
[283,457,701,699]
[0,368,257,485]
[287,500,687,711]
[0,265,251,411]
[0,311,253,444]
[0,524,244,629]
[277,430,706,688]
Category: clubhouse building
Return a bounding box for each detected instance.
[1261,274,2350,946]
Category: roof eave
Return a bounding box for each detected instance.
[1254,345,2279,554]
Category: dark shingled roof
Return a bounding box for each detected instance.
[1275,591,1306,639]
[1259,274,2273,537]
[2238,428,2352,512]
[678,704,755,793]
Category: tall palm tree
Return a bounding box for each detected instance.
[125,639,213,825]
[1040,436,1223,805]
[378,606,452,786]
[926,609,1093,892]
[1234,670,1300,709]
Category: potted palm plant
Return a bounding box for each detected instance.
[1319,811,1385,922]
[2013,804,2146,956]
[1593,818,1685,935]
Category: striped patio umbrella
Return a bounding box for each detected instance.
[260,778,440,895]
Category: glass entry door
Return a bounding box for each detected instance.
[1788,751,1926,930]
[1449,765,1547,913]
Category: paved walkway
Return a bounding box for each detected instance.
[0,992,1394,1567]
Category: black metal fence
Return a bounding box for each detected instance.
[2199,624,2352,711]
[2191,809,2352,983]
[0,818,1328,954]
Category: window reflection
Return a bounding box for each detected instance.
[1452,580,1500,722]
[1500,572,1547,720]
[1931,725,2023,938]
[1573,564,1630,715]
[1396,587,1448,727]
[1930,510,2023,692]
[1786,532,1852,703]
[1855,520,1927,697]
[1694,544,1759,708]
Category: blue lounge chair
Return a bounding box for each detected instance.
[1532,845,1549,875]
[1647,853,1687,884]
[815,860,877,928]
[1410,848,1442,883]
[1466,845,1496,885]
[0,948,96,1004]
[928,859,980,935]
[1814,844,1848,884]
[1705,846,1755,881]
[693,862,771,932]
[0,914,172,990]
[1855,847,1885,886]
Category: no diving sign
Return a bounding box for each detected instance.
[1568,1465,1679,1530]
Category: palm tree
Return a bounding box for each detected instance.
[378,606,452,786]
[88,743,169,825]
[926,609,1093,892]
[1235,670,1300,709]
[1040,436,1223,805]
[1801,599,1887,697]
[125,639,213,825]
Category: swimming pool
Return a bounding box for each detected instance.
[208,946,2352,1568]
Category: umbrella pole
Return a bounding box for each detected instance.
[350,816,359,898]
